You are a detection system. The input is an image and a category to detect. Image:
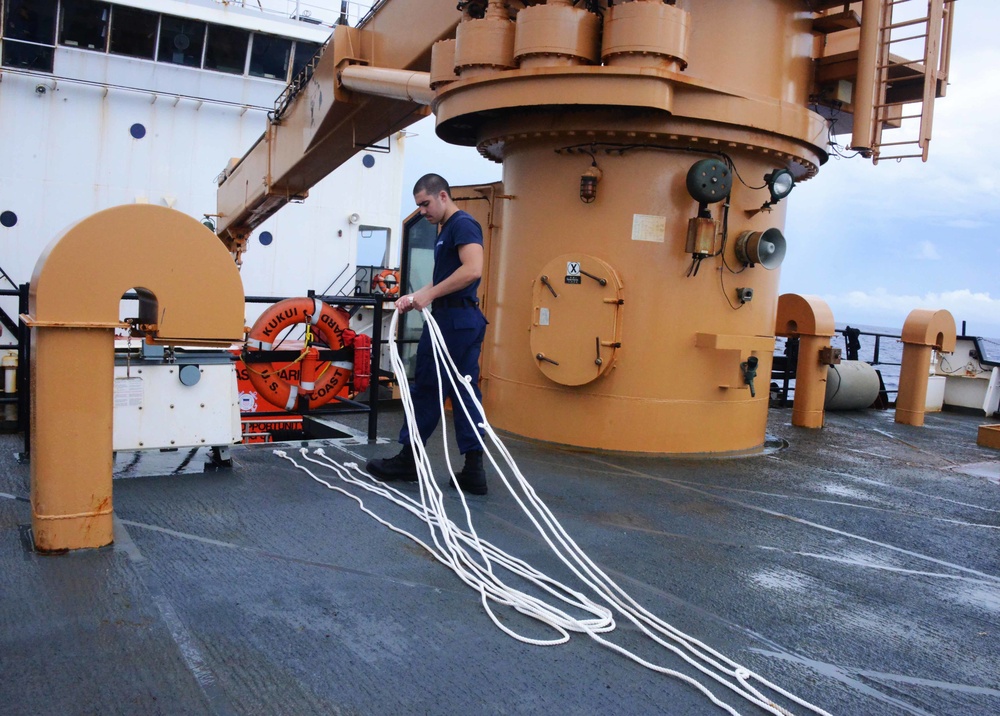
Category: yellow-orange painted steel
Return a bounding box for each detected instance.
[454,1,516,77]
[528,254,624,386]
[850,0,884,153]
[977,425,1000,450]
[896,308,956,427]
[514,0,601,68]
[217,0,950,453]
[775,294,836,430]
[430,40,459,88]
[601,0,690,71]
[216,0,462,245]
[27,205,244,552]
[432,1,828,453]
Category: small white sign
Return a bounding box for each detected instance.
[539,307,550,326]
[631,214,667,243]
[566,261,581,276]
[114,377,143,407]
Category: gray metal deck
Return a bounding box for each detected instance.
[2,407,999,715]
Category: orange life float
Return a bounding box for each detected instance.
[372,269,400,297]
[245,297,354,411]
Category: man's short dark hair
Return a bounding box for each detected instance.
[413,173,450,198]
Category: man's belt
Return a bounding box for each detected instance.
[431,297,480,310]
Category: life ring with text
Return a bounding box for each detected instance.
[245,297,353,411]
[373,269,400,297]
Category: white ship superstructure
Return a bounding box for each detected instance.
[0,0,395,328]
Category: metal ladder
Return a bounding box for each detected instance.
[869,0,954,162]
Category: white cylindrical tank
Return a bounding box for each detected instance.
[825,360,880,410]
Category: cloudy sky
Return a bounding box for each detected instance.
[399,2,998,338]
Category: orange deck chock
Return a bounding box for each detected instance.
[775,294,836,429]
[895,309,956,427]
[25,205,245,552]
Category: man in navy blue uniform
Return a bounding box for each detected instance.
[366,174,489,495]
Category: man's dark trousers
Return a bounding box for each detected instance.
[399,306,487,453]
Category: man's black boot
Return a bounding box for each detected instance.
[453,449,488,495]
[366,447,418,482]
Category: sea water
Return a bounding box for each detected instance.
[773,324,1000,398]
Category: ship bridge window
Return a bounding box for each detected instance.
[1,0,57,72]
[291,41,321,79]
[158,15,205,68]
[204,24,249,75]
[358,226,391,270]
[109,6,158,60]
[249,33,291,80]
[59,0,110,52]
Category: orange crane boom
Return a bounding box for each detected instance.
[215,0,462,260]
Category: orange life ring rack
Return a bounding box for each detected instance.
[373,269,400,297]
[245,297,353,411]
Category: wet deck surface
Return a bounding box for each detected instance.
[2,407,999,715]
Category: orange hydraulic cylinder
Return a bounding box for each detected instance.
[850,0,884,153]
[895,308,956,426]
[775,294,836,429]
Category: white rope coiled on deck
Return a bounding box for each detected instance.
[275,308,833,716]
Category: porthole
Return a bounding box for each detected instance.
[0,211,17,228]
[362,154,375,168]
[259,231,273,246]
[130,123,146,139]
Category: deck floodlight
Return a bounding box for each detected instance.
[764,168,794,207]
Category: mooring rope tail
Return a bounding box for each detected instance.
[273,308,833,716]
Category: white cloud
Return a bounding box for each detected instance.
[946,219,989,230]
[917,240,940,260]
[818,288,1000,336]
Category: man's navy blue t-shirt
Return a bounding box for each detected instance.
[432,209,483,302]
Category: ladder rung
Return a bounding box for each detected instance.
[886,32,929,45]
[885,17,929,31]
[878,153,926,160]
[877,140,920,148]
[877,60,924,70]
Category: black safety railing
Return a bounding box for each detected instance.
[240,291,387,442]
[771,326,903,408]
[11,286,396,455]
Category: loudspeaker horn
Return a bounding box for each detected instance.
[735,228,786,270]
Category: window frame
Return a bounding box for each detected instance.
[1,0,58,72]
[108,4,160,61]
[156,13,206,69]
[248,31,292,82]
[203,22,250,76]
[58,0,111,53]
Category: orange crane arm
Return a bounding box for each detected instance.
[215,1,463,259]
